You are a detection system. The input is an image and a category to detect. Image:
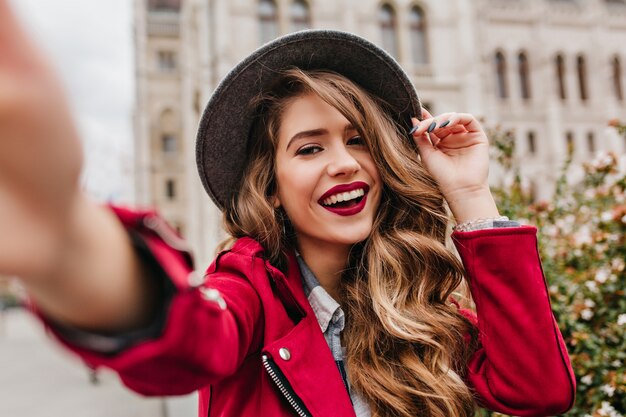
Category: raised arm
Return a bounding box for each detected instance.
[0,0,156,332]
[411,109,575,414]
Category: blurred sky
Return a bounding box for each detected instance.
[9,0,134,203]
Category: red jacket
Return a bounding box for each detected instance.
[46,207,576,417]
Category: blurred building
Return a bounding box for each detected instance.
[134,0,626,265]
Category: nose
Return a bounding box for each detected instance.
[326,145,360,177]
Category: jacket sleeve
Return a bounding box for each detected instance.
[452,226,576,416]
[34,206,264,396]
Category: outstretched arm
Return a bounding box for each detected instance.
[0,0,156,332]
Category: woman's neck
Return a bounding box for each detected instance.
[296,240,350,301]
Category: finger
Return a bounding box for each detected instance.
[448,113,484,134]
[410,117,436,159]
[410,112,456,138]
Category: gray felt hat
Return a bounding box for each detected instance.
[196,29,421,211]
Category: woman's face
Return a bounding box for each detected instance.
[274,93,382,253]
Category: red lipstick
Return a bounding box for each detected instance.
[318,181,370,217]
[318,181,369,202]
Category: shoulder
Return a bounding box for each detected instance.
[204,237,272,284]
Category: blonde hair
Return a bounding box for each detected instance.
[220,69,479,417]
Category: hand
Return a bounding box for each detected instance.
[0,0,84,279]
[410,108,499,222]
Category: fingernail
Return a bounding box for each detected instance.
[440,120,450,128]
[427,121,437,133]
[408,124,419,136]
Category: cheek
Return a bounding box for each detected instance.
[275,162,315,211]
[362,154,381,183]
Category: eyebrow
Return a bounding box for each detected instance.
[286,124,357,151]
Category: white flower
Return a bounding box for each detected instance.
[585,281,598,292]
[584,299,596,308]
[596,269,610,284]
[611,360,622,367]
[581,374,593,385]
[598,401,619,417]
[598,401,616,417]
[611,258,625,272]
[601,211,614,222]
[574,226,592,246]
[601,384,616,397]
[618,314,626,326]
[581,309,594,320]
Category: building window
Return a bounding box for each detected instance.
[165,179,176,200]
[527,131,536,155]
[566,131,575,155]
[577,54,588,101]
[148,0,180,11]
[290,0,311,32]
[379,4,398,58]
[518,52,531,100]
[495,51,508,99]
[157,50,176,72]
[587,132,596,154]
[259,0,279,44]
[162,134,177,153]
[612,56,624,101]
[556,54,567,100]
[409,5,428,65]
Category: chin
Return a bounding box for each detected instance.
[330,228,373,246]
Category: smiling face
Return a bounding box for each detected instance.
[274,93,382,254]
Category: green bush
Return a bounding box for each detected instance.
[482,122,626,416]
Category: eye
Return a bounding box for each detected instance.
[347,135,366,146]
[296,144,323,156]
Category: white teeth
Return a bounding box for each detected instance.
[322,188,366,206]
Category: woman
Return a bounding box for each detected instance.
[0,3,574,416]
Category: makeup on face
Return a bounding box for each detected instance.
[318,181,369,216]
[274,93,382,251]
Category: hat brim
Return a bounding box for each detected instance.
[196,30,421,210]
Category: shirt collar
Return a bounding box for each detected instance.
[296,253,343,333]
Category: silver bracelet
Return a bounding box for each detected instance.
[453,216,510,232]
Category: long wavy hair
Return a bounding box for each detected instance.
[220,69,479,417]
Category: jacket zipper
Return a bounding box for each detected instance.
[262,354,313,417]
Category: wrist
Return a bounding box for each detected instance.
[444,186,500,224]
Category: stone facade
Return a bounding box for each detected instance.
[134,0,626,266]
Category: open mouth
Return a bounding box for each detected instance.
[318,185,369,216]
[320,189,366,209]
